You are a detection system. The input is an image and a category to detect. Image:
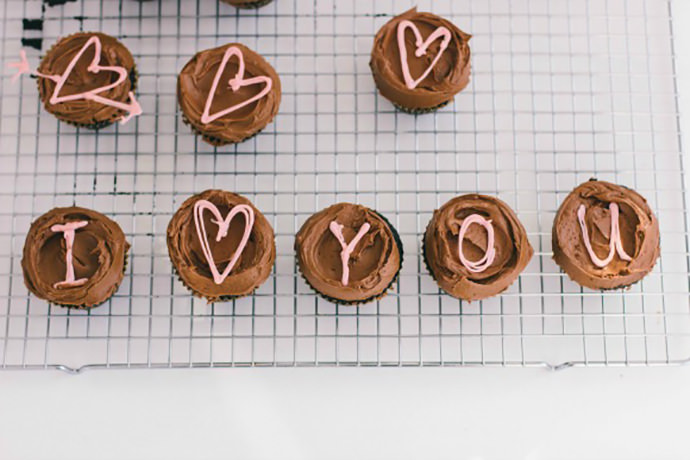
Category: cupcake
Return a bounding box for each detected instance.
[177,43,281,146]
[167,190,276,302]
[220,0,274,9]
[424,195,533,301]
[295,203,403,305]
[552,179,660,290]
[370,7,471,113]
[35,32,141,129]
[21,207,130,308]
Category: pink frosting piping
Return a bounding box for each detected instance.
[193,199,255,285]
[397,19,452,90]
[457,214,496,273]
[51,221,89,289]
[577,203,632,268]
[328,221,371,286]
[8,36,142,124]
[7,50,30,83]
[200,45,273,125]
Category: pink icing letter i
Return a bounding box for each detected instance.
[51,221,89,289]
[329,221,371,286]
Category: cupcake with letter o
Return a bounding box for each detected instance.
[424,194,533,301]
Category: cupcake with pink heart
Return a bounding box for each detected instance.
[370,8,472,113]
[9,32,142,129]
[167,190,276,302]
[177,43,281,146]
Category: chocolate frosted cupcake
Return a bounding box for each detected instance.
[370,8,471,113]
[21,207,130,308]
[295,203,403,305]
[220,0,274,8]
[167,190,276,302]
[177,43,281,146]
[424,195,533,301]
[552,180,660,290]
[35,32,141,129]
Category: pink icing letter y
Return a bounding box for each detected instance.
[51,221,89,289]
[329,221,371,286]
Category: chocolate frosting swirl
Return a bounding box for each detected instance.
[167,190,276,301]
[370,8,471,110]
[552,180,660,290]
[177,43,281,145]
[295,203,402,304]
[37,32,137,127]
[22,207,129,308]
[424,195,533,301]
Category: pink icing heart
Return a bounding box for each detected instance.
[33,35,142,124]
[397,19,452,90]
[201,46,273,125]
[193,199,255,285]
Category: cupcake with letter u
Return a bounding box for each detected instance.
[552,179,660,290]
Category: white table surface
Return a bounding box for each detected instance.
[0,367,689,460]
[2,2,690,459]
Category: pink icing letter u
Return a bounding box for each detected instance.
[51,221,89,289]
[577,203,632,268]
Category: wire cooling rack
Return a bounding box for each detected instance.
[0,0,688,372]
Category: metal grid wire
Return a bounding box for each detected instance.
[0,0,688,372]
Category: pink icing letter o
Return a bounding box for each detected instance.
[457,214,496,273]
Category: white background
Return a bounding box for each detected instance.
[2,1,690,459]
[1,367,689,460]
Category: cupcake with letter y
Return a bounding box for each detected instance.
[295,203,403,305]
